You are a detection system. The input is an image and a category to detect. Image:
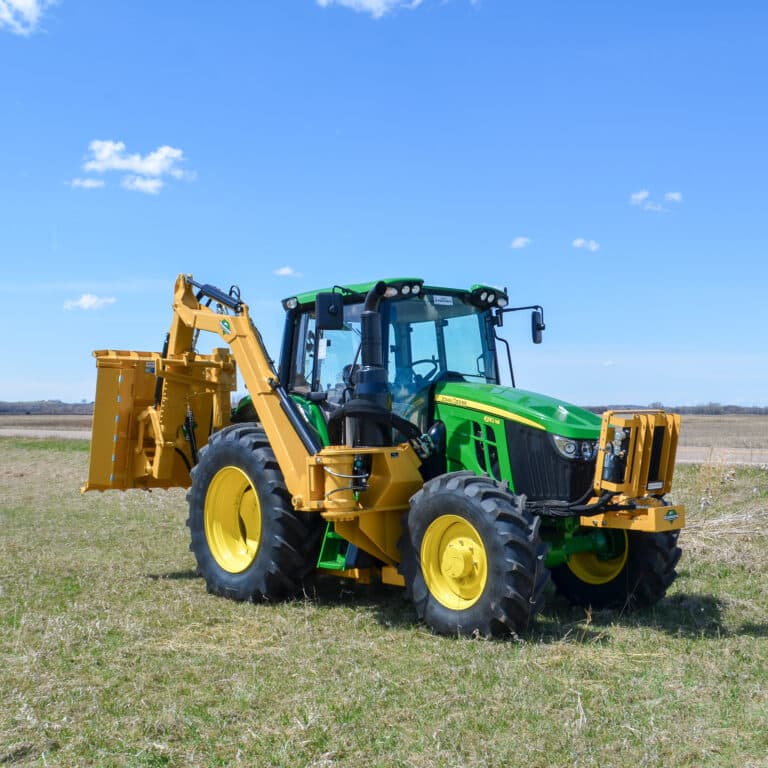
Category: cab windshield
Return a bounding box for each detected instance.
[384,291,498,424]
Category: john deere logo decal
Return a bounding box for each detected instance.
[664,509,679,523]
[219,319,232,336]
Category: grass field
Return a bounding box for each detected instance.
[1,437,767,767]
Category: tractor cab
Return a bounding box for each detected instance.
[274,278,512,441]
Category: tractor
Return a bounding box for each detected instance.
[84,274,684,637]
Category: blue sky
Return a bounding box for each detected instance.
[1,0,766,406]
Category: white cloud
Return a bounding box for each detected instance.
[0,0,52,36]
[76,139,193,195]
[510,237,530,249]
[70,178,105,190]
[316,0,423,19]
[64,293,116,311]
[273,266,302,277]
[572,238,600,252]
[84,140,185,177]
[631,189,683,212]
[121,175,163,195]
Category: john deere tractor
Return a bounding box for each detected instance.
[84,275,684,637]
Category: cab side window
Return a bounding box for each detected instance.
[290,304,363,405]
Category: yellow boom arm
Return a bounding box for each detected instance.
[83,274,424,570]
[85,274,315,495]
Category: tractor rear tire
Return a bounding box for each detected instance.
[398,472,549,638]
[550,529,681,610]
[186,424,322,601]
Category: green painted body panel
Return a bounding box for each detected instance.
[316,522,348,570]
[432,382,601,492]
[232,394,330,445]
[434,396,515,486]
[434,381,602,440]
[290,395,330,446]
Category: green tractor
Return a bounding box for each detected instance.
[86,275,684,637]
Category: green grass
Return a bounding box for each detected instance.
[0,436,90,452]
[1,439,767,767]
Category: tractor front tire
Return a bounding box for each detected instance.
[550,529,681,610]
[399,472,549,638]
[186,424,320,601]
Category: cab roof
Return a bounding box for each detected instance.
[283,278,501,309]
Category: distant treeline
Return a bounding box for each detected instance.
[3,400,766,417]
[0,401,95,415]
[584,403,768,415]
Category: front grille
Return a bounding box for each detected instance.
[505,421,595,502]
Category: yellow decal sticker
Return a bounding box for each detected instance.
[435,394,545,431]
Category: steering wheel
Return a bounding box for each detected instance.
[409,358,440,384]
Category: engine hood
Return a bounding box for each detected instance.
[433,381,601,440]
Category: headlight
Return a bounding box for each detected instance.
[552,435,598,461]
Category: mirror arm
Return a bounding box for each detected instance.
[501,304,545,324]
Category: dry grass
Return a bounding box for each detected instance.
[678,415,768,449]
[0,414,92,430]
[1,438,767,767]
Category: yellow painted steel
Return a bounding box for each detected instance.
[326,568,373,584]
[84,347,235,491]
[315,444,424,565]
[434,393,545,431]
[567,531,628,585]
[381,566,406,587]
[169,275,313,500]
[204,466,262,573]
[420,515,488,610]
[593,410,680,498]
[586,409,686,532]
[581,503,685,533]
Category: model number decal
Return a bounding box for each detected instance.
[483,415,501,426]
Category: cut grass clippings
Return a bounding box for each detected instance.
[1,438,766,767]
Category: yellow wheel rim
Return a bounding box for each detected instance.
[567,531,628,585]
[204,466,261,573]
[420,515,488,610]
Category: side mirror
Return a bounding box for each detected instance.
[531,310,545,344]
[316,292,344,331]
